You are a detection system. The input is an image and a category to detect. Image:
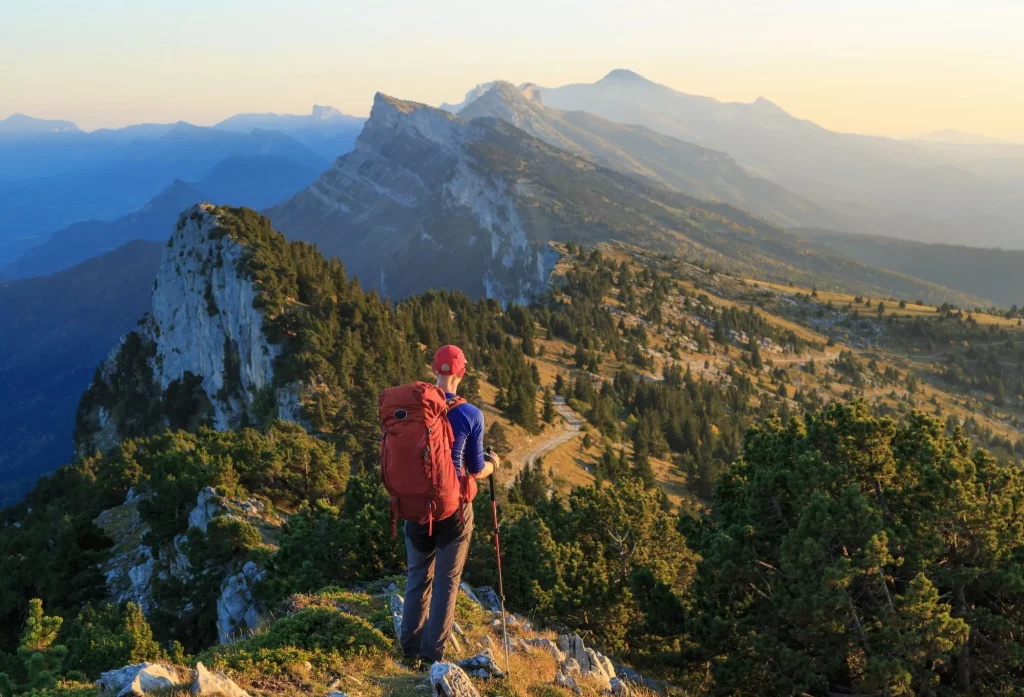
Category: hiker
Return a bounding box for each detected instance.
[379,344,498,663]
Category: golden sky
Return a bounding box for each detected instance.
[2,0,1021,141]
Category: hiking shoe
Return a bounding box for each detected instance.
[400,655,430,672]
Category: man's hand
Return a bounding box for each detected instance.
[474,447,498,480]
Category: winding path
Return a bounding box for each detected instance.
[506,396,583,480]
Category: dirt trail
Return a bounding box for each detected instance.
[505,396,583,481]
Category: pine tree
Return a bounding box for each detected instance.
[542,388,556,424]
[553,373,566,396]
[632,435,656,489]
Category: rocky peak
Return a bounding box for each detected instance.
[360,92,466,150]
[459,81,543,123]
[458,82,587,160]
[311,104,344,121]
[439,81,498,113]
[268,94,562,304]
[75,204,301,454]
[519,83,544,103]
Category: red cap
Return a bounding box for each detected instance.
[433,345,467,377]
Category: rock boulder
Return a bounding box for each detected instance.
[96,663,188,697]
[192,662,250,697]
[429,662,481,697]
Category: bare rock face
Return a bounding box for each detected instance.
[76,204,302,455]
[390,592,405,640]
[268,95,560,305]
[429,662,481,697]
[96,663,188,697]
[192,662,251,697]
[473,586,502,613]
[188,487,221,532]
[555,633,617,693]
[93,485,278,638]
[216,560,266,643]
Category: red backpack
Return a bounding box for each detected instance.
[379,381,469,536]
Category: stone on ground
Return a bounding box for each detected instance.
[192,662,250,697]
[96,663,188,697]
[555,670,583,695]
[429,662,482,697]
[455,649,505,679]
[474,586,501,612]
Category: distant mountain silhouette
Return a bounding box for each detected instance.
[538,70,1024,247]
[2,181,207,279]
[0,125,328,251]
[457,81,851,230]
[215,105,364,160]
[0,114,80,135]
[0,240,162,506]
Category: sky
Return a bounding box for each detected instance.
[1,0,1022,141]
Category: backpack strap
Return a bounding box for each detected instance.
[446,395,466,411]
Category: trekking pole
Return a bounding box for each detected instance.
[486,447,512,676]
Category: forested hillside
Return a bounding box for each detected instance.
[2,210,1022,697]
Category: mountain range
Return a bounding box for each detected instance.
[0,107,363,269]
[456,81,849,230]
[214,105,365,160]
[269,92,983,306]
[2,180,207,279]
[533,69,1024,248]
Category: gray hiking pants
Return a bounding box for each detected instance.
[401,506,473,662]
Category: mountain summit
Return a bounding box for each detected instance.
[598,68,650,83]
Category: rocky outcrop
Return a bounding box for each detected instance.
[92,494,161,613]
[95,662,250,697]
[429,662,481,697]
[268,94,561,305]
[188,486,221,532]
[96,663,189,697]
[94,486,279,639]
[217,560,266,644]
[76,204,302,454]
[192,662,251,697]
[553,633,623,695]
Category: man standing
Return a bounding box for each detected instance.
[400,344,498,663]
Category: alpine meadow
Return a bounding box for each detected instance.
[2,4,1023,697]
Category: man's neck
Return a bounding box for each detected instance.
[436,377,459,395]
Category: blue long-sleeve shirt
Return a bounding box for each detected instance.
[446,392,485,478]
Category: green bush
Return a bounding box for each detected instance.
[198,608,389,676]
[61,603,165,680]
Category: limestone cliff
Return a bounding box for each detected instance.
[268,93,561,304]
[75,204,301,454]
